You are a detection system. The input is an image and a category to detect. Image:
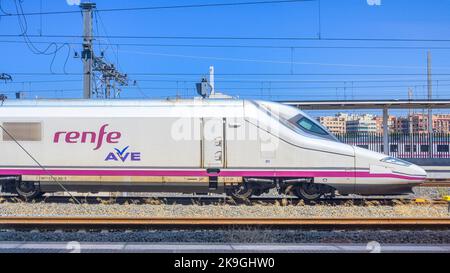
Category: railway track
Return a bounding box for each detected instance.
[0,216,449,229]
[421,179,450,187]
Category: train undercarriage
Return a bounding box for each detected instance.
[226,177,336,201]
[0,175,336,201]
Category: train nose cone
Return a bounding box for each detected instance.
[410,164,427,183]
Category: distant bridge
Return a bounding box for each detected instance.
[279,99,450,110]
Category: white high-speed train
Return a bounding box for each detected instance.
[0,99,427,200]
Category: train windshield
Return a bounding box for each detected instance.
[288,114,339,141]
[251,101,339,142]
[296,117,329,136]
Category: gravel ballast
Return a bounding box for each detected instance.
[0,229,449,244]
[0,186,448,218]
[0,201,448,218]
[0,187,449,245]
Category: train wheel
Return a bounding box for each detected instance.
[294,183,322,201]
[15,181,42,200]
[226,184,254,200]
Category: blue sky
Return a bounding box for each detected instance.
[0,0,450,116]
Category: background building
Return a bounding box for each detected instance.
[346,114,377,133]
[317,113,450,134]
[391,113,450,134]
[433,114,450,133]
[317,115,346,134]
[373,116,396,134]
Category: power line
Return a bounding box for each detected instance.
[135,78,450,83]
[133,83,450,90]
[6,83,450,93]
[4,75,450,82]
[5,78,450,85]
[7,72,450,76]
[0,79,81,84]
[117,49,450,69]
[3,33,450,42]
[94,11,119,68]
[5,39,450,50]
[125,73,450,76]
[0,0,11,16]
[3,90,442,100]
[11,0,72,73]
[0,0,314,17]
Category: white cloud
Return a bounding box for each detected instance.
[66,0,81,6]
[367,0,381,6]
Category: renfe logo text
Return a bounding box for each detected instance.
[53,124,121,150]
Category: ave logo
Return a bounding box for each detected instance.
[105,146,141,162]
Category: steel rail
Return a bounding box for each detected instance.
[0,217,449,228]
[421,180,450,187]
[0,195,447,205]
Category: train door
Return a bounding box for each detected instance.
[202,117,225,169]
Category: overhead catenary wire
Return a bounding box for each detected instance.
[116,49,450,70]
[11,0,72,74]
[5,78,450,84]
[4,83,450,93]
[8,72,450,76]
[5,41,450,70]
[1,90,436,100]
[0,0,11,16]
[0,0,314,17]
[5,40,450,50]
[4,33,450,43]
[94,11,120,69]
[132,78,450,83]
[1,3,450,43]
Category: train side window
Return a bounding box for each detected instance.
[2,122,42,141]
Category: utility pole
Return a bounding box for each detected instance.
[80,3,128,99]
[408,88,414,135]
[93,57,128,99]
[427,51,433,133]
[209,66,215,95]
[382,107,389,155]
[81,2,96,99]
[427,51,433,158]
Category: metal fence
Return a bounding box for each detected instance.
[335,132,450,159]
